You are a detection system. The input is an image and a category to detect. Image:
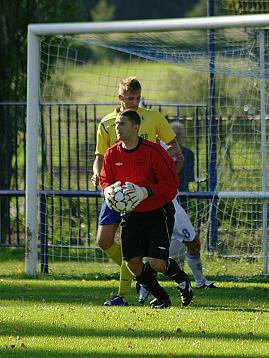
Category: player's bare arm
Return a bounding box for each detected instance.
[92,154,104,187]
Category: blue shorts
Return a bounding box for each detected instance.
[99,200,121,225]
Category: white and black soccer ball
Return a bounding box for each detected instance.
[111,185,134,214]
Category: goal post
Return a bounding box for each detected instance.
[26,14,269,276]
[26,30,40,275]
[259,29,269,275]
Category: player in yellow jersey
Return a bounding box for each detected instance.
[92,76,179,306]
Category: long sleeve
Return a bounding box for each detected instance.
[144,144,179,207]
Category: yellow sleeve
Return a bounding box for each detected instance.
[156,112,176,144]
[95,122,110,156]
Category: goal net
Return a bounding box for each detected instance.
[216,0,269,15]
[26,15,269,276]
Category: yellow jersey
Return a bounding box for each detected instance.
[95,106,175,156]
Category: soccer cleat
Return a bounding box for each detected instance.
[103,295,128,306]
[176,277,194,306]
[136,284,150,305]
[196,282,217,289]
[150,297,171,309]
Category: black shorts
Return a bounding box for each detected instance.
[121,201,175,261]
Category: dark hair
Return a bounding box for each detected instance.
[120,109,141,126]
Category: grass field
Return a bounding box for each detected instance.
[1,249,269,357]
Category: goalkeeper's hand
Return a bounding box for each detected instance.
[104,181,121,209]
[124,182,149,209]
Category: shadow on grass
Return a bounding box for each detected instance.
[1,247,268,283]
[0,271,120,281]
[1,350,269,358]
[0,280,268,312]
[1,319,269,341]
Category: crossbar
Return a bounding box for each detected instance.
[29,14,269,35]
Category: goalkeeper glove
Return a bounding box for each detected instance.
[104,181,121,209]
[124,182,150,209]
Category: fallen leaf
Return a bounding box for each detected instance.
[160,335,169,341]
[127,341,133,349]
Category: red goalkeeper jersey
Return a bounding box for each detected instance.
[99,139,179,212]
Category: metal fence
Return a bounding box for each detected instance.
[0,103,26,246]
[0,102,208,252]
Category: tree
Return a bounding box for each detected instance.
[185,0,207,17]
[91,0,115,21]
[215,0,269,15]
[0,0,200,243]
[0,0,86,243]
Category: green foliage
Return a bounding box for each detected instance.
[221,0,269,14]
[0,0,86,102]
[185,0,208,17]
[0,0,87,243]
[89,0,116,62]
[91,0,115,21]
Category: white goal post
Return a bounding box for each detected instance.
[26,14,269,276]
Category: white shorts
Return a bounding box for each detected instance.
[171,196,195,243]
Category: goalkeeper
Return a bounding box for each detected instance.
[92,76,180,306]
[99,109,193,308]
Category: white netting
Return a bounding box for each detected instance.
[37,25,269,274]
[216,0,269,15]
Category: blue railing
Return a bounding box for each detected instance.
[0,102,26,246]
[0,102,208,256]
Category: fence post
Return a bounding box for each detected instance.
[40,192,48,274]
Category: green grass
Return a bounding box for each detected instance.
[1,249,269,357]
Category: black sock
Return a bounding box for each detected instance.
[163,258,187,284]
[136,263,169,301]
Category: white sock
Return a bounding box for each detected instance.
[185,254,212,288]
[169,239,186,269]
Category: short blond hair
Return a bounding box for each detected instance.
[118,76,141,95]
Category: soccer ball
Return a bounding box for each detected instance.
[111,185,134,214]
